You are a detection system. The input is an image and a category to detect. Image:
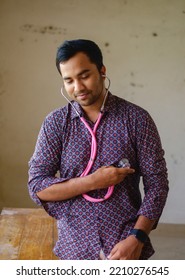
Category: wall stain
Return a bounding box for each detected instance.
[130,34,139,38]
[104,42,110,53]
[152,32,158,37]
[130,82,144,88]
[20,24,67,35]
[171,154,179,165]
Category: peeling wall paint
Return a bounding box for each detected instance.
[20,24,66,35]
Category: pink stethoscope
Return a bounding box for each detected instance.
[61,76,130,202]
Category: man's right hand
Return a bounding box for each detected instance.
[92,166,135,190]
[36,166,135,202]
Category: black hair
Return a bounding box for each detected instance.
[56,39,104,75]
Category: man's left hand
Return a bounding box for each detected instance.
[107,235,144,260]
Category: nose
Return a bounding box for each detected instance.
[74,79,85,92]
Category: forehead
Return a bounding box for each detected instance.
[59,52,98,77]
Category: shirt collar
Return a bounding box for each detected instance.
[70,101,84,119]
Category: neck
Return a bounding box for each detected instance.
[82,89,107,123]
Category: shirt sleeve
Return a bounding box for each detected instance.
[134,109,169,227]
[28,111,71,219]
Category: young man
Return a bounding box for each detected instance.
[28,39,169,260]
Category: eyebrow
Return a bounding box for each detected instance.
[63,69,91,80]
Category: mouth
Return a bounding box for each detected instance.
[75,92,89,100]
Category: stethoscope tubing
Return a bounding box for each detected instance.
[60,75,114,202]
[80,114,114,202]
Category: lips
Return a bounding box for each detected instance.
[76,93,89,100]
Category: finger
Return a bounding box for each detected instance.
[124,167,135,174]
[108,251,120,260]
[107,245,119,260]
[119,168,135,174]
[126,168,135,174]
[107,247,116,259]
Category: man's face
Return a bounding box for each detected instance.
[59,52,105,108]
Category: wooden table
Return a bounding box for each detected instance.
[0,208,58,260]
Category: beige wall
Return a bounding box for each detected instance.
[0,0,185,223]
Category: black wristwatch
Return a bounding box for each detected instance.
[129,229,148,243]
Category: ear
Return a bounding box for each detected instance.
[100,65,106,77]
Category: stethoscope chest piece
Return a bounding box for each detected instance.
[61,75,124,203]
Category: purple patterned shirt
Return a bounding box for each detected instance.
[28,93,168,260]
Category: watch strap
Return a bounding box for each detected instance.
[129,229,148,243]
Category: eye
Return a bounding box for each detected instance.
[81,73,89,80]
[64,79,73,85]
